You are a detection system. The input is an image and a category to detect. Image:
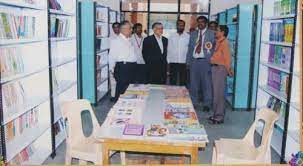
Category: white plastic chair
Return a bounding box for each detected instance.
[212,108,279,164]
[62,99,126,164]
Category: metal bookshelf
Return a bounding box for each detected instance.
[79,1,110,104]
[216,3,262,110]
[255,0,300,163]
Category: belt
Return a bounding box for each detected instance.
[116,62,136,65]
[211,64,219,67]
[195,58,205,59]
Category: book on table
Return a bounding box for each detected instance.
[164,112,198,126]
[123,124,144,136]
[146,124,168,137]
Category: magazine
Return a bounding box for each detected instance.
[123,124,144,136]
[146,124,168,137]
[168,124,206,136]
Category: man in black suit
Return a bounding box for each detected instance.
[142,22,168,84]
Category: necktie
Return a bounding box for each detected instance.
[195,31,203,54]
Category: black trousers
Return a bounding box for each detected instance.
[169,63,187,86]
[114,62,136,100]
[147,62,167,85]
[134,64,148,84]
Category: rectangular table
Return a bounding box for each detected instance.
[97,86,208,165]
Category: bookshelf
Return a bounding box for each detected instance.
[79,1,110,104]
[48,0,78,153]
[255,0,300,163]
[0,0,52,164]
[216,4,262,109]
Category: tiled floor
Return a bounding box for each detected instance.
[44,94,280,164]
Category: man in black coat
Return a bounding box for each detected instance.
[142,22,168,84]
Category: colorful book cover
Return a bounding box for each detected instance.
[164,112,198,126]
[123,124,144,136]
[266,96,275,108]
[267,68,281,91]
[146,124,168,137]
[280,73,289,95]
[168,124,206,136]
[281,47,291,69]
[268,45,275,63]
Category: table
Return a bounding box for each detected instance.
[96,86,208,165]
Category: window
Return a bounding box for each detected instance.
[180,0,209,13]
[150,0,178,12]
[122,0,148,11]
[149,14,178,37]
[180,14,208,33]
[124,12,148,33]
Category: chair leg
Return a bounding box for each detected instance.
[120,151,126,165]
[65,150,72,164]
[212,147,217,164]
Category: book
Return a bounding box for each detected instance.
[123,124,144,136]
[266,96,275,108]
[165,103,193,113]
[267,68,281,91]
[109,117,131,126]
[0,47,25,79]
[50,16,70,38]
[168,124,206,136]
[146,124,168,137]
[164,112,198,126]
[49,0,62,10]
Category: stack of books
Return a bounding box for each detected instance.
[269,19,294,43]
[268,44,291,69]
[2,82,26,110]
[273,0,297,16]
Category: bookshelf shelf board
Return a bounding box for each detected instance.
[96,36,107,39]
[274,122,284,131]
[53,81,77,97]
[261,41,293,47]
[96,19,107,23]
[6,123,50,161]
[52,58,77,68]
[54,113,62,125]
[288,130,300,144]
[290,102,300,111]
[0,39,47,46]
[3,96,50,124]
[50,37,76,42]
[96,49,109,55]
[96,64,107,71]
[260,61,290,74]
[0,1,45,10]
[55,130,66,148]
[23,144,52,165]
[49,9,75,16]
[0,66,50,84]
[259,85,288,103]
[263,14,296,20]
[97,77,108,87]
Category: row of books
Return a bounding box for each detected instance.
[49,0,62,10]
[266,96,286,115]
[267,68,289,96]
[273,0,297,16]
[50,16,70,38]
[2,82,26,110]
[9,144,36,165]
[0,13,36,39]
[5,107,39,142]
[96,24,103,37]
[0,47,25,79]
[268,44,291,69]
[269,19,294,43]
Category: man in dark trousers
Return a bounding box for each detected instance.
[142,22,168,84]
[186,16,216,112]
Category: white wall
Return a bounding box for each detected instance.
[210,0,261,16]
[97,0,120,11]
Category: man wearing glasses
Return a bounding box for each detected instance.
[109,21,137,101]
[142,22,168,84]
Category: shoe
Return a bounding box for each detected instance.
[203,106,210,112]
[208,116,215,121]
[208,119,224,124]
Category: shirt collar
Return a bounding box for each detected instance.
[199,28,207,34]
[154,34,162,41]
[217,37,226,43]
[120,33,130,41]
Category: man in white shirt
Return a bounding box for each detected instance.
[109,22,120,101]
[142,22,168,84]
[130,23,147,83]
[109,21,137,101]
[167,20,190,85]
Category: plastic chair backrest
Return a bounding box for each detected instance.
[61,99,100,147]
[244,108,279,155]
